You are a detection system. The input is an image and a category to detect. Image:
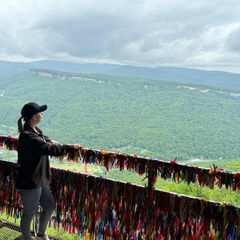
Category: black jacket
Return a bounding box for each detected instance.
[16,124,75,189]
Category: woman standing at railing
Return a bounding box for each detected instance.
[15,102,79,240]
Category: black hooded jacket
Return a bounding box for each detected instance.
[16,124,75,189]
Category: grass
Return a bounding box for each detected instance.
[0,213,85,240]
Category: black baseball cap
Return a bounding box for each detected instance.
[21,102,47,118]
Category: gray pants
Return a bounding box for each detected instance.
[19,185,56,240]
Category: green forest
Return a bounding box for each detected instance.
[1,69,240,161]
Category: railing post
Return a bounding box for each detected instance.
[146,160,156,239]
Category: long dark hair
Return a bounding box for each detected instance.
[17,116,24,133]
[17,116,42,133]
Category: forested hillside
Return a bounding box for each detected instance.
[1,60,240,90]
[1,69,240,161]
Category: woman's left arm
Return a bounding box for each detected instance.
[44,135,61,145]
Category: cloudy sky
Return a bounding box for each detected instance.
[1,0,240,73]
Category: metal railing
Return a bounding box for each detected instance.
[0,135,240,239]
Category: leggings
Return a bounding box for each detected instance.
[19,185,56,240]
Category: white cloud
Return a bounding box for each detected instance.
[226,25,240,52]
[1,0,240,73]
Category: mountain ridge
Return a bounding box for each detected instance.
[1,60,240,90]
[1,69,240,160]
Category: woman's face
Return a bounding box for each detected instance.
[33,112,43,123]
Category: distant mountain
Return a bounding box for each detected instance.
[1,60,240,90]
[2,68,240,160]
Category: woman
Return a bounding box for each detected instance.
[16,102,78,240]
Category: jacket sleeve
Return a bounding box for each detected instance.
[43,134,52,143]
[22,131,75,156]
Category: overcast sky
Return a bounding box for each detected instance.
[1,0,240,73]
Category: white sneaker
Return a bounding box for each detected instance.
[34,233,49,240]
